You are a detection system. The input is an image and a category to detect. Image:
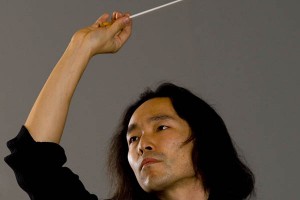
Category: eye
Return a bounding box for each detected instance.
[157,125,169,131]
[129,136,139,144]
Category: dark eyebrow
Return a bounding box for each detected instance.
[147,114,175,122]
[127,124,137,135]
[127,114,175,135]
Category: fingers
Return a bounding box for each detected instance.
[108,14,132,50]
[88,11,132,53]
[92,13,110,28]
[107,11,122,27]
[92,11,129,28]
[109,13,131,36]
[113,11,124,20]
[115,13,132,42]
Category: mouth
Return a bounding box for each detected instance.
[140,158,161,170]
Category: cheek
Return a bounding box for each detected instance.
[178,144,195,172]
[127,149,138,172]
[161,135,183,150]
[168,141,194,168]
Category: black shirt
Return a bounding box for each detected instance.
[4,126,98,200]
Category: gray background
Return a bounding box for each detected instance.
[1,0,299,199]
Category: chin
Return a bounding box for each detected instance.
[141,183,161,193]
[139,174,171,193]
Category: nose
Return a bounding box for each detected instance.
[137,134,154,155]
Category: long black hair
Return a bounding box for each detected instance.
[107,82,255,200]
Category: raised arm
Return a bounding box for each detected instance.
[24,12,132,143]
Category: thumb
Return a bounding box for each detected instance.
[109,16,130,36]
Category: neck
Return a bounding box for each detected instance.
[155,177,209,200]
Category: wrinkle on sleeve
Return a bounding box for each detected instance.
[4,126,98,200]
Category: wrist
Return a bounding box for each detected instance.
[69,34,93,60]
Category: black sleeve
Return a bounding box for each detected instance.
[4,126,98,200]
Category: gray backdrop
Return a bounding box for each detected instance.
[1,0,299,199]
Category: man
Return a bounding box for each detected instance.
[5,11,254,200]
[107,83,255,200]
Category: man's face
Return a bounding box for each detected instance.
[127,97,195,192]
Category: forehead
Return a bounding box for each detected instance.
[129,97,177,124]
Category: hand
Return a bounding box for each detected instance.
[71,11,132,57]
